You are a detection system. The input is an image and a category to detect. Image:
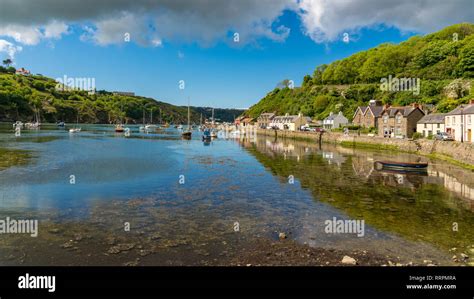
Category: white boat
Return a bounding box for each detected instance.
[13,121,23,129]
[69,128,81,133]
[210,129,217,138]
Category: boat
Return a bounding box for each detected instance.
[115,124,125,133]
[210,129,217,138]
[69,113,81,133]
[13,121,23,129]
[374,160,428,171]
[202,129,212,141]
[57,121,65,128]
[69,128,81,133]
[177,124,183,130]
[181,100,192,139]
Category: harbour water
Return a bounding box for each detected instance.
[0,123,473,265]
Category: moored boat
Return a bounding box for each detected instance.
[374,160,428,171]
[115,124,125,133]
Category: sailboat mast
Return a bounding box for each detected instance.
[187,100,190,130]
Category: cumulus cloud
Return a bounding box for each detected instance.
[0,0,472,47]
[297,0,474,42]
[0,39,22,58]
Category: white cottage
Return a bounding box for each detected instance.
[323,111,349,129]
[445,101,474,143]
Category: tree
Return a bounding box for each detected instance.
[2,58,13,67]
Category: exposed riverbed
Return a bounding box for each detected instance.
[0,124,473,266]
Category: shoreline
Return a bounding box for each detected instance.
[257,129,474,171]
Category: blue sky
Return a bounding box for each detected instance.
[1,0,472,108]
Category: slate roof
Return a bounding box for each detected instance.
[418,113,446,124]
[447,104,474,115]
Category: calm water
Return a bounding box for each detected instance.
[0,123,473,265]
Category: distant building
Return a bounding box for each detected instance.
[352,100,384,128]
[113,91,135,96]
[445,100,474,143]
[241,116,255,127]
[257,113,275,129]
[15,67,31,76]
[269,113,310,131]
[378,104,425,138]
[323,111,349,129]
[416,113,446,137]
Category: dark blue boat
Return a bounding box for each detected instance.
[374,160,428,171]
[202,129,211,141]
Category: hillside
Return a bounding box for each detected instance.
[0,71,243,124]
[247,23,474,120]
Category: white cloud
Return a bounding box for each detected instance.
[297,0,474,43]
[0,0,472,47]
[0,39,23,58]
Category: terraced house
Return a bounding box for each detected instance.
[445,101,474,143]
[352,100,384,129]
[378,104,425,138]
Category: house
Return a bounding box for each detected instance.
[378,104,425,138]
[416,113,446,137]
[445,100,474,143]
[269,113,310,131]
[257,113,275,129]
[352,100,384,128]
[240,116,255,127]
[234,116,245,126]
[323,111,349,129]
[112,91,135,96]
[15,67,31,76]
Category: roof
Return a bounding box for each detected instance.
[418,113,446,124]
[447,104,474,115]
[382,106,423,117]
[272,115,300,122]
[325,112,347,121]
[367,105,384,117]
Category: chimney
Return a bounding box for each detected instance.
[338,111,343,116]
[411,103,419,109]
[329,112,333,116]
[383,104,390,110]
[470,99,474,105]
[285,113,289,117]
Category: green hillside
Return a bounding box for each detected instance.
[0,70,243,124]
[247,23,474,120]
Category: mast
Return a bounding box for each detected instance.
[150,109,153,124]
[187,99,191,130]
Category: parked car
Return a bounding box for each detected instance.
[315,128,325,133]
[435,132,454,141]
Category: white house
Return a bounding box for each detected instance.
[416,113,446,137]
[269,113,310,131]
[323,111,349,129]
[445,101,474,143]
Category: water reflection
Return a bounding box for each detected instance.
[241,135,474,251]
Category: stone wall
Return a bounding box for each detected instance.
[257,129,474,167]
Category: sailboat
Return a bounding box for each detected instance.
[69,112,81,133]
[181,100,192,139]
[145,108,158,131]
[210,107,217,138]
[139,107,146,131]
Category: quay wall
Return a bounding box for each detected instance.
[256,129,474,168]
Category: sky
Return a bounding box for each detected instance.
[0,0,473,108]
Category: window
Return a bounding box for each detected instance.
[383,115,388,124]
[447,117,450,125]
[437,123,440,128]
[469,115,472,124]
[424,124,427,128]
[453,116,456,125]
[396,114,402,124]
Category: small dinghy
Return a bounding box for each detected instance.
[374,160,428,171]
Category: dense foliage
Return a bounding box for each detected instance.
[0,70,243,124]
[247,23,474,120]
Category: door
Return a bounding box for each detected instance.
[468,129,472,142]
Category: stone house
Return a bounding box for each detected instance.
[416,113,446,137]
[352,100,384,129]
[378,104,425,138]
[257,113,275,129]
[445,100,474,143]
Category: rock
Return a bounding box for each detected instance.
[423,260,432,264]
[341,256,357,265]
[60,240,74,249]
[107,243,135,254]
[48,228,61,234]
[278,232,287,240]
[449,247,457,252]
[460,253,469,260]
